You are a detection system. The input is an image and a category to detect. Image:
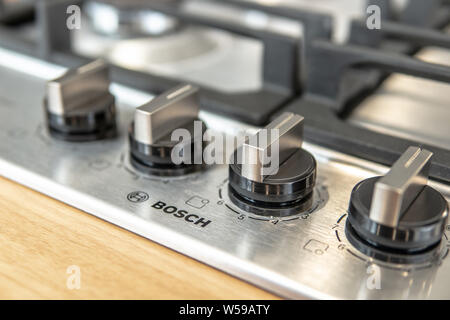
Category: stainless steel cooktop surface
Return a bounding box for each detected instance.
[1,52,449,299]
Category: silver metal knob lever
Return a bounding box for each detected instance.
[129,84,205,177]
[240,112,304,183]
[133,84,200,145]
[228,112,316,217]
[370,147,433,228]
[46,59,111,115]
[44,59,116,142]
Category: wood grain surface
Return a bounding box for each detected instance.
[0,176,278,299]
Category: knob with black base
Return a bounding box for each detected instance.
[44,60,117,142]
[346,147,448,262]
[228,113,317,217]
[129,84,206,177]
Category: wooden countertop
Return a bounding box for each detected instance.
[0,176,278,299]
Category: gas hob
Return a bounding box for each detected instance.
[0,0,450,299]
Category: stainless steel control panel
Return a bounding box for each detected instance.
[1,52,449,299]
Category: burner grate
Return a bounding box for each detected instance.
[1,0,449,181]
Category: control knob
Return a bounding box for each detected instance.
[228,112,317,217]
[129,84,206,176]
[346,147,449,258]
[44,60,117,141]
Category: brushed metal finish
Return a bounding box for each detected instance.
[1,56,450,299]
[370,147,433,227]
[350,43,450,149]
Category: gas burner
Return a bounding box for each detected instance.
[84,1,179,38]
[75,0,302,92]
[73,23,220,67]
[72,23,261,92]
